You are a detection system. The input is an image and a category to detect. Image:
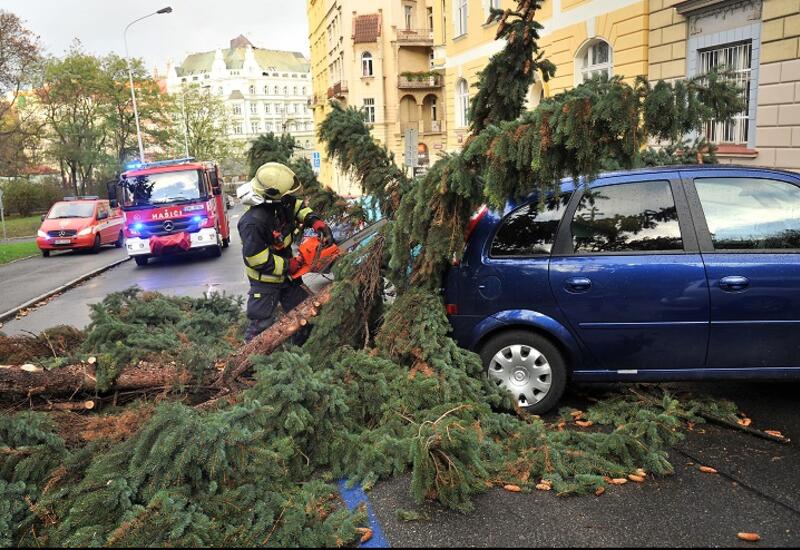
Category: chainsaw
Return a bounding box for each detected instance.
[290,236,341,280]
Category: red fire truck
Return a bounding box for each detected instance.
[111,158,231,266]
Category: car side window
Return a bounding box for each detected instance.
[572,180,683,253]
[695,177,800,250]
[490,194,571,257]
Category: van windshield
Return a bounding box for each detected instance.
[48,202,95,219]
[120,170,204,208]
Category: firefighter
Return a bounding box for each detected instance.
[237,162,333,342]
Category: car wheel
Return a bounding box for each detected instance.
[41,249,50,258]
[91,234,101,254]
[208,242,223,258]
[480,330,567,414]
[134,256,148,267]
[115,231,124,248]
[222,237,230,249]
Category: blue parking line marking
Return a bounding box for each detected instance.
[338,480,390,548]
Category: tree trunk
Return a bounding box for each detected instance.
[0,286,333,397]
[0,362,191,397]
[217,285,333,387]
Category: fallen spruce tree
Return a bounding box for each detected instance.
[1,1,756,546]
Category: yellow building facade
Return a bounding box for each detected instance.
[308,0,444,195]
[308,0,800,195]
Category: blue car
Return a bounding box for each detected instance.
[445,166,800,413]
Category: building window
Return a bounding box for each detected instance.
[404,5,414,30]
[456,0,468,37]
[276,104,284,114]
[294,86,298,95]
[576,39,613,83]
[249,84,256,95]
[265,103,271,114]
[699,42,752,145]
[232,105,242,116]
[456,79,469,128]
[302,86,307,95]
[428,7,434,30]
[274,86,280,95]
[251,122,260,134]
[266,122,273,132]
[363,98,376,123]
[264,85,269,95]
[233,124,242,135]
[250,103,258,115]
[283,86,288,95]
[362,52,374,77]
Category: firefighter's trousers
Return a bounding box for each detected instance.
[244,279,311,343]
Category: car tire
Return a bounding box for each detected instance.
[222,237,230,249]
[208,244,223,258]
[479,330,568,414]
[115,231,124,248]
[41,249,50,258]
[91,234,101,254]
[134,256,148,267]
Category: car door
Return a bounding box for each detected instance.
[548,173,709,372]
[684,170,800,369]
[96,203,110,243]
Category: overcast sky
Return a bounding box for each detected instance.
[4,0,311,73]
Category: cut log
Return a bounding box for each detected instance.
[0,361,190,397]
[217,285,333,386]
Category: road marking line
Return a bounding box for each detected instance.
[338,480,390,548]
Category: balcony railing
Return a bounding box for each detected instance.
[328,80,348,98]
[398,75,442,89]
[396,28,434,44]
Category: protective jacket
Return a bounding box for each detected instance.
[238,196,319,284]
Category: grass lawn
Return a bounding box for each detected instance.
[0,241,39,265]
[1,214,43,238]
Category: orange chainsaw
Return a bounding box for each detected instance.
[290,236,341,280]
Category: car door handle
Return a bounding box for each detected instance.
[719,276,750,292]
[565,277,592,293]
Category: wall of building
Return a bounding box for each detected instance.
[308,0,442,196]
[438,0,649,152]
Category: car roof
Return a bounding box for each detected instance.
[549,164,800,193]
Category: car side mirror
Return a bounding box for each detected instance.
[41,214,46,222]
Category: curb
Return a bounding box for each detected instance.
[2,254,38,266]
[0,256,131,324]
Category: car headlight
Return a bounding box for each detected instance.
[37,230,48,238]
[77,226,94,236]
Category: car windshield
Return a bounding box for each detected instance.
[47,202,95,219]
[121,169,203,207]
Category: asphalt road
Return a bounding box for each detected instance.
[367,380,800,547]
[0,207,248,335]
[0,242,127,316]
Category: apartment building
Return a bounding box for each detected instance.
[308,0,443,196]
[167,36,315,161]
[436,0,799,170]
[309,0,799,196]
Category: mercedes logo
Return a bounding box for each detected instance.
[59,231,66,237]
[163,221,175,232]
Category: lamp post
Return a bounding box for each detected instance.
[123,7,173,163]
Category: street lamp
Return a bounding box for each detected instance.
[123,7,173,163]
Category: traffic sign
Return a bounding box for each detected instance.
[404,128,419,167]
[311,152,321,174]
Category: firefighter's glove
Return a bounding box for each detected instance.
[313,220,334,247]
[288,256,304,277]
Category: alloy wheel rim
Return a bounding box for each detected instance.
[488,344,552,407]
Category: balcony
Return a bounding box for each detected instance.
[396,28,434,45]
[398,74,442,89]
[327,80,348,99]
